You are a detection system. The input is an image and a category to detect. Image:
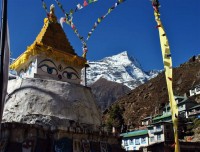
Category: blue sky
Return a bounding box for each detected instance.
[7,0,200,71]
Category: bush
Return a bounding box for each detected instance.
[194,119,200,129]
[105,104,124,132]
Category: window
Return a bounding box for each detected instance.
[179,105,184,110]
[124,140,128,146]
[135,139,140,145]
[150,136,154,142]
[196,86,200,92]
[156,125,162,132]
[141,137,146,144]
[157,134,161,141]
[129,139,134,145]
[156,125,161,129]
[149,127,154,133]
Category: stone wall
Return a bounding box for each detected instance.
[0,123,124,152]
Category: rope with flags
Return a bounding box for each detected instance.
[56,0,98,23]
[55,0,90,58]
[87,0,126,41]
[41,0,126,58]
[41,0,88,58]
[41,0,49,15]
[151,0,180,151]
[56,0,126,58]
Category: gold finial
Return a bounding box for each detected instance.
[50,4,55,15]
[49,4,57,23]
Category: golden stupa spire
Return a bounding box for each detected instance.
[48,4,57,23]
[10,4,86,71]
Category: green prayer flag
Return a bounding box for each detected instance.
[108,8,112,13]
[88,0,98,3]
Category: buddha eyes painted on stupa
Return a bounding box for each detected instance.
[38,64,58,75]
[62,68,79,80]
[38,59,79,80]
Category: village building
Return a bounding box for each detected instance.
[121,130,148,151]
[141,116,152,127]
[1,5,124,152]
[121,95,200,151]
[147,122,174,145]
[189,84,200,96]
[141,141,200,152]
[188,104,200,119]
[153,95,198,123]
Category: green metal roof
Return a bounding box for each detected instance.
[121,130,148,138]
[189,104,200,110]
[153,113,171,121]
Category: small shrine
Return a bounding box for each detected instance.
[10,5,86,84]
[1,5,124,152]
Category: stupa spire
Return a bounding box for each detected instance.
[48,4,57,23]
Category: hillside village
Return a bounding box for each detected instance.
[121,92,200,151]
[101,55,200,151]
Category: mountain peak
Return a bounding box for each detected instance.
[86,51,160,89]
[116,51,128,56]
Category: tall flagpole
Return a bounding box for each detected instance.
[0,0,8,127]
[151,0,180,151]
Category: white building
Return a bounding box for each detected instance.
[147,122,174,145]
[121,130,148,151]
[189,84,200,96]
[141,116,152,126]
[161,96,198,120]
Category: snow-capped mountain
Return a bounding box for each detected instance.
[86,51,160,89]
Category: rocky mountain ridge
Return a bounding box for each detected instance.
[103,55,200,129]
[86,51,160,89]
[90,78,131,111]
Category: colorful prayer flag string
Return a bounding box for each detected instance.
[55,0,99,58]
[74,0,98,15]
[151,0,180,151]
[55,0,98,23]
[41,0,49,16]
[86,0,126,41]
[43,0,126,58]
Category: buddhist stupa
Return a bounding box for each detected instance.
[9,5,85,84]
[1,5,124,152]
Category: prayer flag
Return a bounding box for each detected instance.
[88,0,98,3]
[153,5,180,152]
[83,0,88,6]
[77,3,83,10]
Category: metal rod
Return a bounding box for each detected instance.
[85,65,87,86]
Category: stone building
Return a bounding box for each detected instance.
[1,6,124,152]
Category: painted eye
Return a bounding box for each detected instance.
[39,65,58,75]
[62,71,79,80]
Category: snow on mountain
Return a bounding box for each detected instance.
[86,51,160,89]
